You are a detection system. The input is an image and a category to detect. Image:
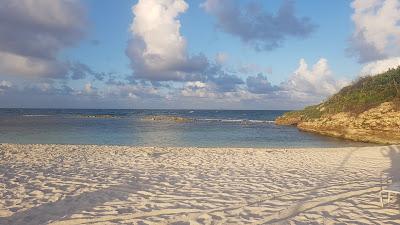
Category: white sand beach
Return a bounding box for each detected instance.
[1,144,400,224]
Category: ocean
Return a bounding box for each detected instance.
[0,108,374,148]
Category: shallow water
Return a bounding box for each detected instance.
[0,108,375,148]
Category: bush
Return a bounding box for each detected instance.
[323,66,400,114]
[283,66,400,120]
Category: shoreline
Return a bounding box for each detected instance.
[0,140,381,149]
[1,144,400,224]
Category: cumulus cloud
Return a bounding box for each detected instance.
[0,80,12,93]
[359,57,400,76]
[246,74,279,94]
[181,81,213,98]
[83,83,95,94]
[282,58,348,101]
[0,0,86,77]
[202,0,316,51]
[126,0,209,81]
[180,81,259,103]
[104,82,162,100]
[348,0,400,63]
[0,80,12,88]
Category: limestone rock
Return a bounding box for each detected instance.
[276,102,400,144]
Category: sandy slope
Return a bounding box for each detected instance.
[1,144,400,224]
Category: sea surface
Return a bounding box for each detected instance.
[0,108,375,148]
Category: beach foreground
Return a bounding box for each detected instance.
[1,144,400,224]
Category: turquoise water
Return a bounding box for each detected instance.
[0,109,375,148]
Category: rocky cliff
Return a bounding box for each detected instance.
[276,67,400,144]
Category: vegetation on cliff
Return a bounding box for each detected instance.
[275,66,400,144]
[277,66,400,124]
[322,67,400,114]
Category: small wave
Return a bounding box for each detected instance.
[77,114,120,118]
[198,118,223,122]
[141,115,275,124]
[197,118,274,123]
[23,115,50,117]
[198,118,241,122]
[142,115,192,122]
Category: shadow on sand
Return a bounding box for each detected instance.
[256,145,400,224]
[0,183,143,225]
[382,145,400,181]
[380,145,400,210]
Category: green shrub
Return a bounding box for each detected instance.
[323,66,400,114]
[282,66,400,120]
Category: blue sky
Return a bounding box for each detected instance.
[0,0,399,109]
[74,0,358,83]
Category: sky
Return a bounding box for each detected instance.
[0,0,399,109]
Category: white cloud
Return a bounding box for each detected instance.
[181,81,213,98]
[0,80,12,88]
[222,90,261,102]
[0,80,13,93]
[131,0,188,70]
[0,0,86,77]
[282,58,348,101]
[127,0,208,81]
[349,0,400,63]
[360,57,400,76]
[105,83,162,100]
[180,80,260,103]
[84,83,93,94]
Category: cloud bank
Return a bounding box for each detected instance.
[0,57,346,109]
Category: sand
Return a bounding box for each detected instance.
[1,144,400,224]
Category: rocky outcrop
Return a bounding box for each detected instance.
[276,102,400,144]
[275,114,303,125]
